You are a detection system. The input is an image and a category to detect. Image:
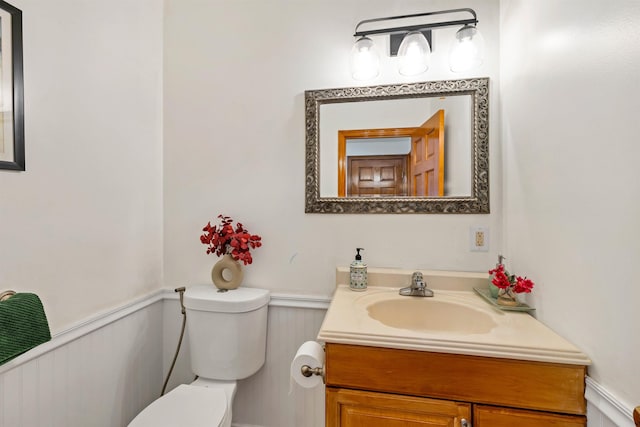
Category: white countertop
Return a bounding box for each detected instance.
[317,269,591,365]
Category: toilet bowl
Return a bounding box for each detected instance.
[128,285,270,427]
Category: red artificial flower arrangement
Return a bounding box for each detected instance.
[488,263,535,294]
[200,215,262,265]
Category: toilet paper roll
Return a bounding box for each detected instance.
[290,341,325,389]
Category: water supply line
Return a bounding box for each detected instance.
[161,286,187,396]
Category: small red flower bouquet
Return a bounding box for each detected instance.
[200,215,262,265]
[488,263,534,294]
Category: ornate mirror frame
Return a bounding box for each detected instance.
[305,78,489,214]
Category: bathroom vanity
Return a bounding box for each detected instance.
[318,268,591,427]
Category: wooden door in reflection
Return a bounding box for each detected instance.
[347,155,407,196]
[410,110,445,196]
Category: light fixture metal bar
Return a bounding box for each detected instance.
[355,19,477,37]
[353,8,478,37]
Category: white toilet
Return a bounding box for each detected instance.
[129,284,270,427]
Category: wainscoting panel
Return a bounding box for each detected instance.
[0,297,164,427]
[233,303,328,427]
[1,290,634,427]
[586,377,636,427]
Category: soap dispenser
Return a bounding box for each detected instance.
[349,248,367,291]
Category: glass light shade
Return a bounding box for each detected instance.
[397,31,431,76]
[350,36,380,81]
[449,25,485,73]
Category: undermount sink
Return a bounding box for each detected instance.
[366,297,497,334]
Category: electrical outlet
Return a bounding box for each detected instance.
[470,226,489,252]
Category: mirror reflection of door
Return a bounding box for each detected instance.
[337,110,445,197]
[348,155,408,196]
[410,110,445,197]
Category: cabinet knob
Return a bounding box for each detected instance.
[461,419,470,427]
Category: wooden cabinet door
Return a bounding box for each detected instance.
[474,405,586,427]
[327,387,470,427]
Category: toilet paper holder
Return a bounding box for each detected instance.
[301,364,325,382]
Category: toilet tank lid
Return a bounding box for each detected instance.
[184,285,270,313]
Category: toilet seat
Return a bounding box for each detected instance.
[128,384,227,427]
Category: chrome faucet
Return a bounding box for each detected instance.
[399,272,434,297]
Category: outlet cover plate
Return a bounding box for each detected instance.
[470,226,489,252]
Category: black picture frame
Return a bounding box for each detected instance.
[0,0,23,171]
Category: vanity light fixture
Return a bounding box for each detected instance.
[449,24,485,72]
[350,36,380,81]
[397,31,431,76]
[350,8,483,80]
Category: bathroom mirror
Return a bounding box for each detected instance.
[305,78,489,214]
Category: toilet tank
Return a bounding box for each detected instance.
[184,285,270,380]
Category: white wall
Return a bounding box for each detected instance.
[501,0,640,410]
[4,0,637,424]
[0,0,164,333]
[163,0,502,298]
[440,95,472,196]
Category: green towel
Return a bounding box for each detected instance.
[0,293,52,365]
